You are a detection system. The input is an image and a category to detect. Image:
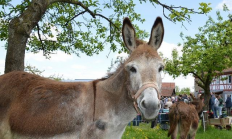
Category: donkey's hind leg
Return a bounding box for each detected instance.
[188,120,198,139]
[171,124,178,139]
[179,121,190,139]
[188,128,197,139]
[188,132,196,139]
[0,117,12,139]
[179,131,189,139]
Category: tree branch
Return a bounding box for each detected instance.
[157,1,200,13]
[64,10,87,26]
[36,24,45,51]
[95,13,119,30]
[50,0,120,30]
[50,0,95,17]
[156,0,204,23]
[190,71,204,84]
[195,79,205,89]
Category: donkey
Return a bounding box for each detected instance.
[168,94,204,139]
[0,17,165,139]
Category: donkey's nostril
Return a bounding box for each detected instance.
[141,100,146,109]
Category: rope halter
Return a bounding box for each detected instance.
[129,82,160,114]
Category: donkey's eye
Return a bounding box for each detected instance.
[158,66,164,72]
[130,67,137,73]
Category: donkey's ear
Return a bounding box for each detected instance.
[148,17,164,50]
[122,17,136,52]
[190,93,195,100]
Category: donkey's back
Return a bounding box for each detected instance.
[0,71,94,139]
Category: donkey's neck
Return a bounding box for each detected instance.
[102,67,127,94]
[97,66,136,118]
[95,67,136,138]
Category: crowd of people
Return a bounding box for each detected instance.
[159,94,192,111]
[209,93,232,118]
[136,93,232,128]
[161,93,232,119]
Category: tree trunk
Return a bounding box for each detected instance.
[202,85,211,129]
[4,0,49,73]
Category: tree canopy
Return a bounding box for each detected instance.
[0,0,212,73]
[164,6,232,110]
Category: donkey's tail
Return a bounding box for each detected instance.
[168,105,180,137]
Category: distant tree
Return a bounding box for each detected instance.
[25,64,44,75]
[25,64,63,81]
[0,0,211,73]
[175,86,180,94]
[175,86,191,95]
[107,56,125,73]
[180,88,191,95]
[164,6,232,127]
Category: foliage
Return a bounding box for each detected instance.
[25,64,44,75]
[122,123,169,139]
[175,86,191,95]
[0,0,211,57]
[122,122,232,139]
[47,74,64,81]
[107,56,126,73]
[164,9,232,95]
[25,64,63,81]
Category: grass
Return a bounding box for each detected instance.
[121,122,232,139]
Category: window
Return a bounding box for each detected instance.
[216,77,220,84]
[229,75,231,83]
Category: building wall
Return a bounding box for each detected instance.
[194,74,232,102]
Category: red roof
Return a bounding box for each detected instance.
[161,82,175,97]
[222,68,232,75]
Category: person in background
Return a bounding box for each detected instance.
[209,95,212,112]
[163,97,167,104]
[175,95,178,102]
[160,98,164,110]
[182,94,188,100]
[214,95,219,118]
[210,93,216,118]
[218,95,223,118]
[171,96,175,103]
[178,95,183,102]
[225,95,232,116]
[165,98,173,108]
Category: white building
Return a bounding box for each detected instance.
[195,68,232,102]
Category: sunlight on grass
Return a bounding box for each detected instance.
[122,122,232,139]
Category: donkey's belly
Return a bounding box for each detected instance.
[11,132,80,139]
[103,128,126,139]
[0,121,80,139]
[98,122,128,139]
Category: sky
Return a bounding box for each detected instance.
[0,0,232,92]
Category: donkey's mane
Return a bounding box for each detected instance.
[105,61,126,80]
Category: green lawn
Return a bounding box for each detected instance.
[122,122,232,139]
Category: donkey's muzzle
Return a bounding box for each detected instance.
[138,87,160,120]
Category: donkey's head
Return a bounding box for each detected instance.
[122,17,164,120]
[190,94,205,114]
